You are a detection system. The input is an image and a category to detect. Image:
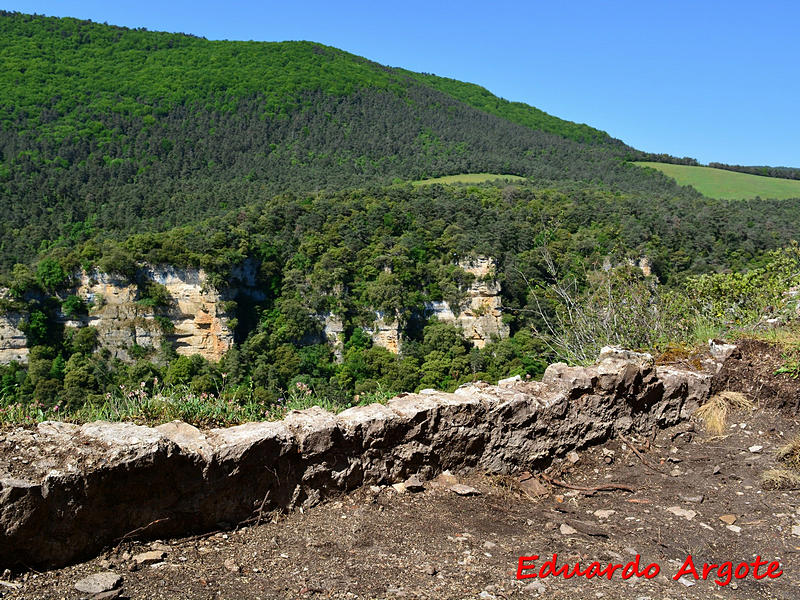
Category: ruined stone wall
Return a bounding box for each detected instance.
[0,347,714,568]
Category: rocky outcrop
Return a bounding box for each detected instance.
[73,267,235,363]
[356,256,510,354]
[366,311,401,353]
[0,265,255,365]
[0,312,28,364]
[320,313,346,361]
[426,256,509,348]
[0,347,714,568]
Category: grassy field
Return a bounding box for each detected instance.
[634,162,800,200]
[411,173,527,185]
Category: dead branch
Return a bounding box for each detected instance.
[618,433,663,474]
[114,517,170,549]
[540,473,635,493]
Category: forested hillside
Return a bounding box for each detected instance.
[3,180,800,419]
[0,11,685,272]
[3,11,800,424]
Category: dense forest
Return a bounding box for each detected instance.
[4,181,800,419]
[2,12,800,424]
[1,11,689,272]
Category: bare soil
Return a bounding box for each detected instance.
[3,342,800,600]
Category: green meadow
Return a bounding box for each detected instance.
[634,162,800,200]
[412,173,527,185]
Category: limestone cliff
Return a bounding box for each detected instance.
[0,266,242,365]
[425,256,509,349]
[1,256,508,364]
[321,256,510,355]
[74,267,234,362]
[0,312,28,364]
[367,312,401,354]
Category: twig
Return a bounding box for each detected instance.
[254,466,280,527]
[0,580,21,590]
[540,473,635,493]
[255,487,270,527]
[618,433,663,474]
[648,424,658,448]
[114,517,169,549]
[176,530,224,545]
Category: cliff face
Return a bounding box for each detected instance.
[425,256,509,349]
[1,256,509,364]
[76,267,235,363]
[367,312,402,354]
[0,312,28,364]
[0,266,242,365]
[321,256,510,356]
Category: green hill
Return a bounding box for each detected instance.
[634,162,800,200]
[0,11,687,272]
[5,12,800,424]
[399,70,624,147]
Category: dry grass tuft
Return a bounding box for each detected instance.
[486,474,523,495]
[761,468,800,490]
[776,435,800,471]
[694,391,753,435]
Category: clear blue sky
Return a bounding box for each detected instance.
[5,0,799,167]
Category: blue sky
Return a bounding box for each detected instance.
[5,1,799,166]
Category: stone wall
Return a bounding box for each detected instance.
[0,347,714,568]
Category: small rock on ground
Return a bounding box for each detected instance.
[404,475,425,492]
[666,506,696,520]
[133,550,166,565]
[449,484,480,496]
[559,523,577,535]
[74,572,122,594]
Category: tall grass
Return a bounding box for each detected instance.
[0,380,396,428]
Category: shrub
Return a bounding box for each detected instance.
[36,258,67,291]
[62,294,87,318]
[532,257,686,363]
[137,281,172,308]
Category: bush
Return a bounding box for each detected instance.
[532,257,687,363]
[62,294,87,318]
[23,310,51,347]
[137,281,172,308]
[36,258,67,291]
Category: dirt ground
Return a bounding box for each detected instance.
[3,342,800,600]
